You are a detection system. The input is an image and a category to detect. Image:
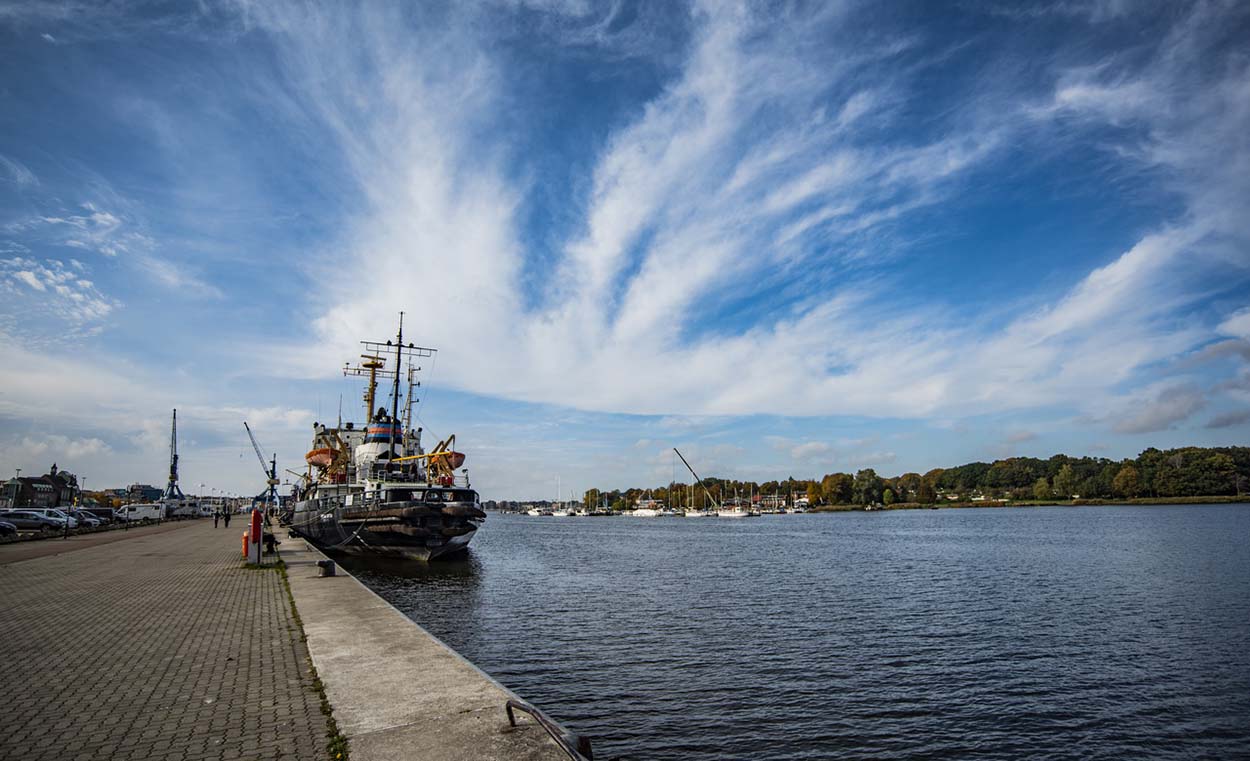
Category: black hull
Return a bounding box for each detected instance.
[290,496,483,562]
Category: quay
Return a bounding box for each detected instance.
[0,520,573,761]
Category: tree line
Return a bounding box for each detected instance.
[578,446,1250,509]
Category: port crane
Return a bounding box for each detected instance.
[162,409,184,503]
[243,421,279,514]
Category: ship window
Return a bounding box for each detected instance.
[386,489,422,502]
[426,491,442,503]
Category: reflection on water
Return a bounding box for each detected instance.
[351,505,1250,761]
[337,551,483,581]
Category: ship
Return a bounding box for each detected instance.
[287,314,486,561]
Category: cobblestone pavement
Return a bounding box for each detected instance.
[0,521,329,761]
[0,520,195,566]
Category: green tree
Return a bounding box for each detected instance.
[1112,464,1140,498]
[852,469,883,505]
[1052,464,1076,498]
[882,488,896,505]
[1033,477,1052,500]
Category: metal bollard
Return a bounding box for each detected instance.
[316,559,336,577]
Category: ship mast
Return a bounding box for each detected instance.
[389,312,404,468]
[352,313,436,478]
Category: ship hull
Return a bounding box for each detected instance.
[289,493,483,562]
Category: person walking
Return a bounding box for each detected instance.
[223,509,231,529]
[213,509,220,529]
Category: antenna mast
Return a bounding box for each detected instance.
[353,313,436,474]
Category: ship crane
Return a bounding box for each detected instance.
[162,409,184,503]
[243,421,279,514]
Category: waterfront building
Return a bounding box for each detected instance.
[1,464,79,509]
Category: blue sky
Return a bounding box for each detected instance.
[1,0,1247,500]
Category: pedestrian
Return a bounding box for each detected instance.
[213,509,220,528]
[223,510,231,529]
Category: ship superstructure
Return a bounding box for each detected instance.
[288,314,484,561]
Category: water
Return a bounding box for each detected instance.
[345,505,1250,760]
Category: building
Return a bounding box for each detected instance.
[125,483,163,503]
[1,464,79,509]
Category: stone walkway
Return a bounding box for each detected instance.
[0,521,329,761]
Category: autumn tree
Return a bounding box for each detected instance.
[806,481,821,504]
[821,473,853,504]
[1112,464,1140,498]
[916,479,936,504]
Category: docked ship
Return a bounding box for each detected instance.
[287,315,486,561]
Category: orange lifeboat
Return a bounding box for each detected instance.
[305,447,336,468]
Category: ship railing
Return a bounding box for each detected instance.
[504,699,592,760]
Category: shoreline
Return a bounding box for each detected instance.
[811,495,1249,512]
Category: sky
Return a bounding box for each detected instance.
[0,0,1247,500]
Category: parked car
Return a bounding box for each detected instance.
[0,510,66,533]
[0,520,17,537]
[48,509,78,528]
[20,508,77,528]
[64,509,102,528]
[82,507,118,523]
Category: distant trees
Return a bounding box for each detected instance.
[806,481,821,504]
[1033,478,1051,500]
[1052,464,1076,498]
[585,446,1249,509]
[821,473,853,504]
[915,479,937,504]
[1112,464,1140,498]
[852,469,883,505]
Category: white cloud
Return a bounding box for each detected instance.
[20,435,110,459]
[0,154,37,186]
[1217,308,1250,340]
[0,257,116,330]
[1112,385,1207,434]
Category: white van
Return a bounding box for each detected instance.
[118,503,162,522]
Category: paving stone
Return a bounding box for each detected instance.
[0,522,328,761]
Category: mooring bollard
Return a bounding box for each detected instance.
[316,559,336,577]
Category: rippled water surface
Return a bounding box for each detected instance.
[345,505,1250,760]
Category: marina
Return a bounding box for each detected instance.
[350,504,1250,761]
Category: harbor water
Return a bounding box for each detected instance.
[345,505,1250,760]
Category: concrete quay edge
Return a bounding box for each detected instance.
[279,535,571,761]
